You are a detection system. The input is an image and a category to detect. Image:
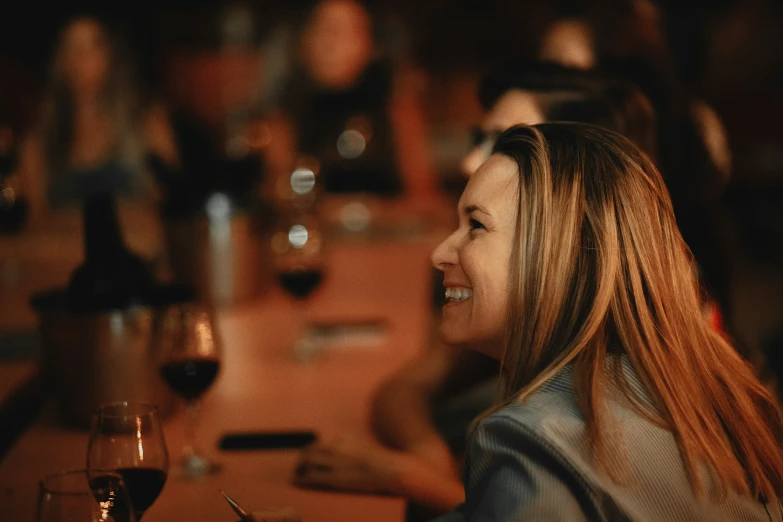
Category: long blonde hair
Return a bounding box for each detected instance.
[493,122,783,501]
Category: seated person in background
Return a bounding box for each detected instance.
[462,63,657,176]
[293,63,660,518]
[15,16,177,227]
[264,0,438,206]
[536,0,736,334]
[429,122,783,521]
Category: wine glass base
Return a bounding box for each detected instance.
[181,454,221,479]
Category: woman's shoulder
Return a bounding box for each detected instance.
[491,365,583,429]
[465,376,609,522]
[469,367,588,474]
[474,359,655,459]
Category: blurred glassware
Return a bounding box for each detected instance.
[154,302,222,478]
[274,156,322,212]
[37,469,136,522]
[271,210,325,361]
[162,195,274,306]
[87,402,168,521]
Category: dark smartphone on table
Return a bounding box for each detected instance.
[218,431,317,451]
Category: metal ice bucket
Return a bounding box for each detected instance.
[31,290,176,429]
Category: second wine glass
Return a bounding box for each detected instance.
[154,302,222,478]
[37,469,136,522]
[87,402,168,522]
[271,212,325,361]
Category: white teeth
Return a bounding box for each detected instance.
[445,288,473,302]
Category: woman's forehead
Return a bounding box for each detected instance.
[460,155,518,210]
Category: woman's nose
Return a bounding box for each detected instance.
[432,231,459,272]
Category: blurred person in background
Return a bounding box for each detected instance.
[263,0,439,208]
[536,0,736,337]
[462,62,657,176]
[14,15,178,227]
[430,122,783,521]
[292,62,660,520]
[147,3,274,219]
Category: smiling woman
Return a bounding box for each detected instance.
[432,155,518,351]
[431,123,783,521]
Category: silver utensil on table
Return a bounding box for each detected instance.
[221,490,251,521]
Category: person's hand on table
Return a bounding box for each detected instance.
[293,434,408,495]
[293,434,465,513]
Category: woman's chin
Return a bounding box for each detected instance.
[438,324,483,348]
[438,326,502,359]
[438,324,466,346]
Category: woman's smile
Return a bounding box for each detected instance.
[444,286,473,304]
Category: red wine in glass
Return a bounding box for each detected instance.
[278,268,323,300]
[154,303,222,478]
[91,468,166,521]
[273,215,325,361]
[87,402,169,521]
[88,470,141,522]
[160,358,220,400]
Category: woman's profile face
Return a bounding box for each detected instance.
[432,155,519,355]
[301,0,374,89]
[59,18,110,97]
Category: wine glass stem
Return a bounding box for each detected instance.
[184,398,201,457]
[294,298,315,362]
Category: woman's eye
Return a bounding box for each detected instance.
[469,218,485,233]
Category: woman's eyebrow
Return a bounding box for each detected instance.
[464,204,490,216]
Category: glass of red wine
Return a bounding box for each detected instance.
[154,302,222,478]
[38,469,135,522]
[87,402,168,521]
[271,212,325,361]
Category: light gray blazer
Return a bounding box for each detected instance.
[434,359,781,521]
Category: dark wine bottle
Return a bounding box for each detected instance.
[67,191,156,312]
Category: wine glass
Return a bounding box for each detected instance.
[271,211,325,361]
[154,302,222,478]
[87,402,169,521]
[38,469,135,522]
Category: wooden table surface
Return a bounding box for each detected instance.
[0,237,440,522]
